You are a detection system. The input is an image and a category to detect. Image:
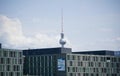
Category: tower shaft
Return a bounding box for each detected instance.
[59,9,66,48]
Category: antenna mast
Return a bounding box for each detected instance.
[59,9,66,48]
[61,8,63,33]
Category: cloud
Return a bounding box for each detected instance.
[99,28,113,32]
[116,37,120,41]
[0,15,71,49]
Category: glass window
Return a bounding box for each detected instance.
[70,73,73,76]
[91,62,94,67]
[17,65,20,71]
[80,62,83,66]
[19,52,22,57]
[98,62,101,67]
[0,51,2,57]
[6,65,11,71]
[96,57,98,61]
[15,59,17,64]
[119,58,120,62]
[6,72,9,76]
[70,61,73,66]
[82,56,85,61]
[9,72,13,76]
[78,73,81,76]
[0,65,2,71]
[67,55,70,60]
[0,72,4,76]
[100,57,103,61]
[17,72,20,76]
[2,65,5,71]
[68,67,70,72]
[72,67,76,72]
[13,52,16,57]
[13,65,16,71]
[77,56,81,60]
[83,67,86,72]
[78,62,81,66]
[9,51,13,57]
[88,56,90,61]
[3,51,8,57]
[114,58,117,62]
[0,58,4,64]
[72,55,75,60]
[91,73,94,76]
[93,57,96,61]
[6,58,11,64]
[18,59,22,64]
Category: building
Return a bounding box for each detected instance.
[23,47,71,76]
[114,51,120,57]
[23,47,120,76]
[0,44,23,76]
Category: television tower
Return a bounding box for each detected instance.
[59,9,66,48]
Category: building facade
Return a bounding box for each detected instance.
[66,54,120,76]
[23,47,120,76]
[0,45,23,76]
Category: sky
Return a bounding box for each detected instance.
[0,0,120,51]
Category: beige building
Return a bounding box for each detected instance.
[0,44,23,76]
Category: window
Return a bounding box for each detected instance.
[13,52,16,57]
[78,73,81,76]
[9,72,13,76]
[78,62,81,66]
[6,65,11,71]
[91,62,94,67]
[19,52,22,57]
[80,62,83,66]
[0,51,2,56]
[17,72,20,76]
[111,63,114,67]
[6,72,9,76]
[88,56,90,61]
[0,72,4,76]
[96,73,99,76]
[72,67,76,72]
[15,59,17,64]
[16,65,20,71]
[6,58,11,64]
[3,51,8,57]
[67,55,70,60]
[0,66,1,71]
[9,51,13,57]
[91,73,94,76]
[77,56,81,60]
[100,57,104,61]
[88,62,90,67]
[119,58,120,62]
[72,55,75,60]
[68,67,70,72]
[70,73,73,76]
[114,58,117,62]
[83,56,85,61]
[18,59,22,64]
[70,61,73,66]
[13,65,16,71]
[83,67,86,72]
[0,58,4,64]
[96,57,98,61]
[93,57,96,61]
[98,62,101,67]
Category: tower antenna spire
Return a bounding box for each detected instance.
[59,8,66,48]
[61,8,63,33]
